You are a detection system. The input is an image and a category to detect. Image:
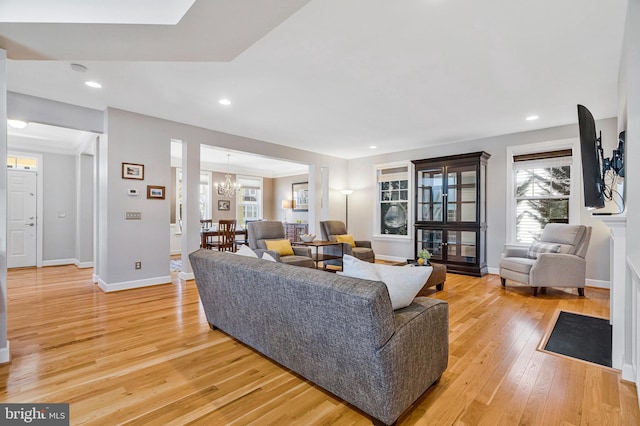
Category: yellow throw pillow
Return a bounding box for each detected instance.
[265,239,294,256]
[336,234,356,247]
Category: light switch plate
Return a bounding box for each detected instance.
[125,211,142,220]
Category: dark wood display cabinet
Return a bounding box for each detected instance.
[412,151,490,276]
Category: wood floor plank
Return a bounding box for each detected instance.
[0,264,638,425]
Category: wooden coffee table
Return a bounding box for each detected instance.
[415,262,446,296]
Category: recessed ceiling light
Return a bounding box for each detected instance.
[85,81,102,89]
[70,63,87,73]
[218,99,231,106]
[7,119,28,129]
[369,145,377,149]
[526,115,539,121]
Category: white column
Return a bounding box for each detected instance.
[0,49,10,364]
[178,140,200,281]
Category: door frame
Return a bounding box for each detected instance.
[8,151,44,267]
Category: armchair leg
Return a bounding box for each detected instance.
[540,287,547,294]
[531,287,538,297]
[500,277,506,287]
[578,288,585,297]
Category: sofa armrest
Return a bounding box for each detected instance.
[292,246,312,257]
[355,240,372,248]
[530,253,586,287]
[503,245,529,258]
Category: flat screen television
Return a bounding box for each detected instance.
[577,104,605,209]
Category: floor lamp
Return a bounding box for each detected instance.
[340,189,353,229]
[281,199,293,223]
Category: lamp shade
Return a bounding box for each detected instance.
[281,200,293,209]
[341,189,354,195]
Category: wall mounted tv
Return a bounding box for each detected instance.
[577,104,625,210]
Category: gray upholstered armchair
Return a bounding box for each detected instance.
[247,221,315,268]
[499,223,592,296]
[319,220,375,264]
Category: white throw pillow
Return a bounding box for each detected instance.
[235,245,259,258]
[261,252,277,262]
[373,263,432,310]
[341,254,379,281]
[340,255,432,310]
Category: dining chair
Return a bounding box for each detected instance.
[212,219,237,252]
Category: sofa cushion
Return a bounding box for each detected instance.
[265,239,294,256]
[340,255,432,310]
[527,242,561,259]
[500,257,536,274]
[336,234,356,247]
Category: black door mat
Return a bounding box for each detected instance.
[544,311,612,368]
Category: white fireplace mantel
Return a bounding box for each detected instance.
[595,212,635,383]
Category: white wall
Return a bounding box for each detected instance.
[76,153,94,266]
[0,49,10,363]
[42,153,77,264]
[274,174,310,224]
[97,108,347,290]
[348,118,618,282]
[624,0,640,259]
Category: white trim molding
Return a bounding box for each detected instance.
[0,342,10,364]
[98,275,172,292]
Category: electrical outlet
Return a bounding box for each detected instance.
[135,261,142,270]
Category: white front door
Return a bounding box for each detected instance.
[7,171,38,268]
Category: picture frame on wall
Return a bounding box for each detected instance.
[292,182,309,212]
[147,185,165,199]
[122,163,144,180]
[218,200,231,211]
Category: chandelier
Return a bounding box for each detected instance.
[215,154,241,197]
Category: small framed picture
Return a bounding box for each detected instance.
[218,199,231,211]
[147,185,165,200]
[122,163,144,180]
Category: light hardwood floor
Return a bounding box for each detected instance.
[1,265,638,425]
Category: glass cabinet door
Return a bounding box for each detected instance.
[446,230,477,264]
[417,167,444,222]
[417,229,443,262]
[446,165,477,223]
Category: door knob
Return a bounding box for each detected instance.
[26,223,35,227]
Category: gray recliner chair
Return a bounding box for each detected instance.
[247,221,315,268]
[499,223,592,296]
[319,220,375,265]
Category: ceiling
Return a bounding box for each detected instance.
[0,0,628,160]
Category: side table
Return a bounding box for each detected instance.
[292,240,344,270]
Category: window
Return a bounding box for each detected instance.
[237,176,263,226]
[7,154,38,171]
[375,162,410,237]
[175,169,212,221]
[508,146,578,243]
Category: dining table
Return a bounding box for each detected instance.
[200,228,247,249]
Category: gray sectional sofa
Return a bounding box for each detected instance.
[189,249,449,425]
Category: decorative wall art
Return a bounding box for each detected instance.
[122,163,144,180]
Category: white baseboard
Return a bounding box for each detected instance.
[42,258,76,267]
[0,342,10,364]
[376,254,408,263]
[98,275,172,293]
[487,267,499,275]
[178,271,194,281]
[92,273,99,283]
[75,260,94,269]
[586,278,610,289]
